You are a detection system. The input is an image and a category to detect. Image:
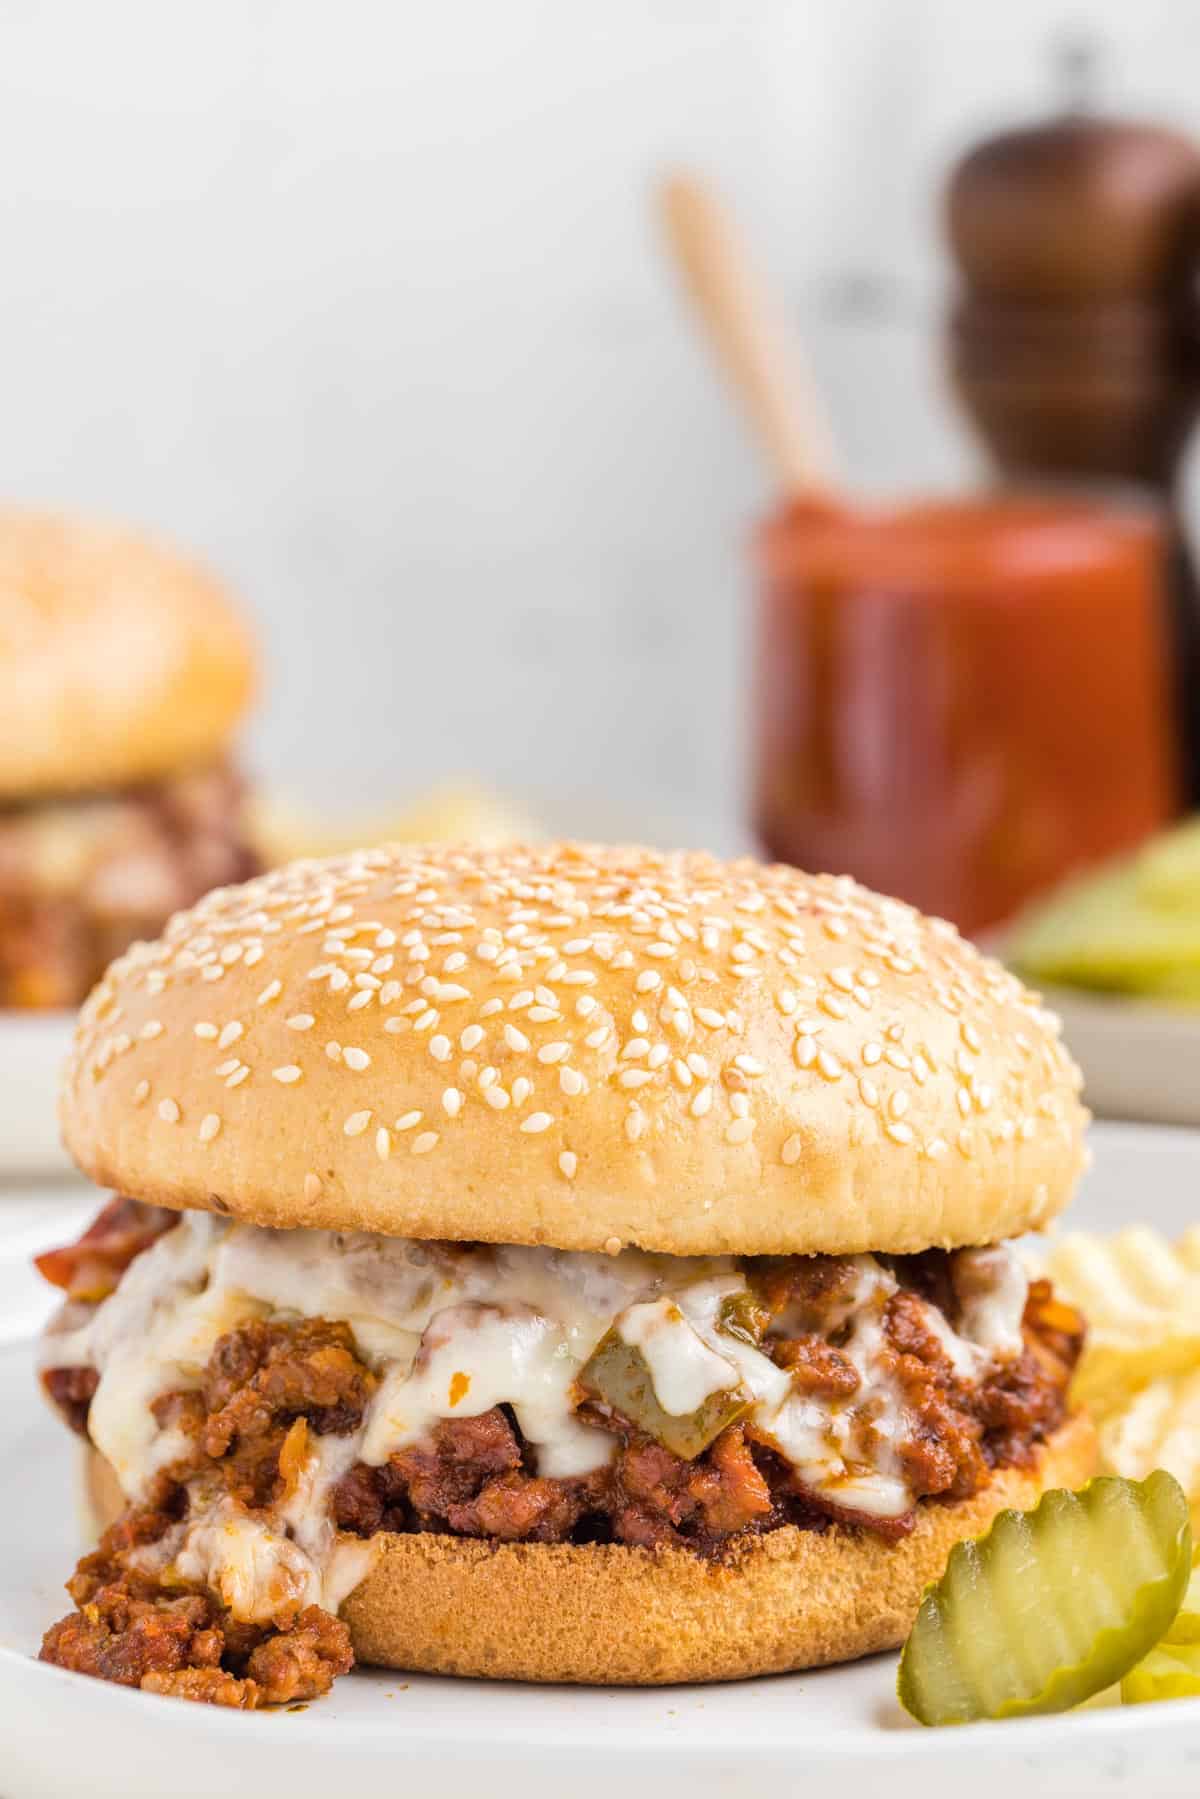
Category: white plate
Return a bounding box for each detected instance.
[0,1011,79,1177]
[1040,985,1200,1127]
[1,1123,1199,1799]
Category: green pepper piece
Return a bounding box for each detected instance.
[578,1327,749,1459]
[716,1290,769,1348]
[898,1471,1192,1726]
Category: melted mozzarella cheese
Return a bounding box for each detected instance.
[953,1247,1029,1360]
[617,1297,741,1415]
[44,1215,1032,1575]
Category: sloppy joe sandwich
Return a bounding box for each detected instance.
[0,508,257,1008]
[35,841,1095,1704]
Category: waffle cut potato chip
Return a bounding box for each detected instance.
[1099,1372,1200,1536]
[1034,1226,1200,1533]
[1035,1228,1200,1415]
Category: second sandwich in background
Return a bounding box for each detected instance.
[0,509,258,1009]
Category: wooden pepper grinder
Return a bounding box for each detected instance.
[944,66,1200,805]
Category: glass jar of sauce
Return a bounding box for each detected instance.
[753,494,1178,936]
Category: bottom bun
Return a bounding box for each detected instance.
[85,1412,1095,1685]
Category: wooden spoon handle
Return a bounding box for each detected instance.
[659,172,839,496]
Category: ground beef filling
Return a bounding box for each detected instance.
[39,1258,1082,1703]
[0,761,257,1008]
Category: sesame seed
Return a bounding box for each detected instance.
[604,1236,622,1257]
[198,1113,221,1142]
[521,1111,553,1134]
[460,1025,485,1052]
[559,1151,577,1179]
[442,1088,463,1117]
[326,1042,342,1062]
[272,1065,303,1084]
[725,1117,755,1145]
[690,1085,713,1118]
[140,1020,164,1041]
[887,1120,915,1145]
[225,1066,250,1089]
[303,1173,323,1202]
[585,1026,611,1050]
[344,1111,372,1137]
[817,1049,842,1082]
[158,1098,180,1123]
[215,1058,240,1077]
[376,1127,392,1160]
[287,1014,315,1031]
[218,1022,243,1049]
[538,1041,569,1064]
[504,1024,531,1053]
[257,980,283,1005]
[622,1038,650,1061]
[794,1036,817,1069]
[618,1069,651,1089]
[343,1047,371,1072]
[635,971,661,993]
[396,1111,422,1131]
[412,1131,439,1155]
[889,1091,910,1119]
[559,1066,584,1096]
[484,1086,511,1109]
[194,1022,218,1040]
[781,1133,803,1166]
[132,1079,150,1106]
[696,1007,725,1029]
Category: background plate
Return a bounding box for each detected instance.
[1,1122,1199,1799]
[0,1012,78,1178]
[1041,986,1200,1128]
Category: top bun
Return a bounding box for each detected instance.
[61,842,1088,1256]
[0,509,256,798]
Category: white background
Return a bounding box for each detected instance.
[1,0,1197,849]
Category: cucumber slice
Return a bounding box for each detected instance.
[898,1472,1192,1726]
[1122,1643,1200,1705]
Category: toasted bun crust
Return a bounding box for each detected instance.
[85,1413,1096,1684]
[62,842,1087,1256]
[0,508,256,797]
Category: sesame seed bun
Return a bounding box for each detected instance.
[83,1411,1097,1684]
[61,843,1087,1256]
[0,509,256,798]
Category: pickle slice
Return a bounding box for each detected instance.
[1122,1643,1200,1705]
[898,1472,1192,1726]
[578,1330,750,1459]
